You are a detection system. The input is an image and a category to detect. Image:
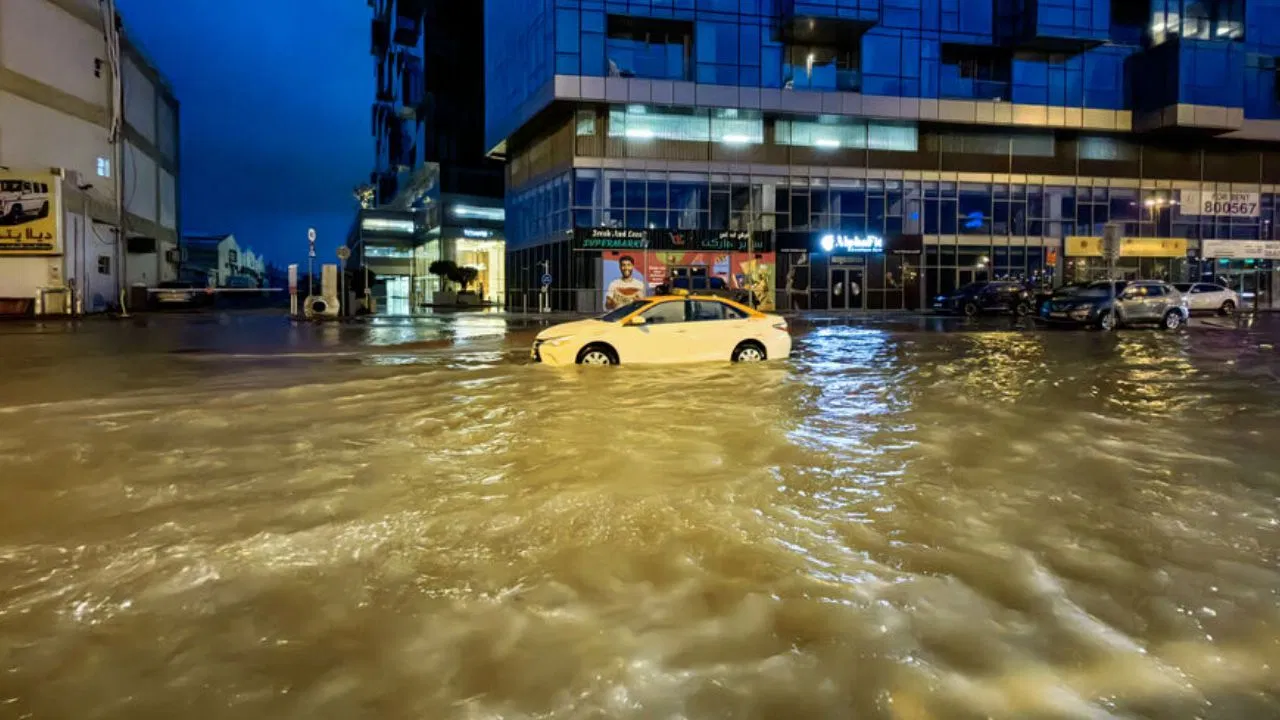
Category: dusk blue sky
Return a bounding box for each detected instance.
[118,0,373,267]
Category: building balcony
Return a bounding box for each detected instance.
[371,17,390,56]
[997,0,1108,53]
[393,11,421,46]
[400,54,424,110]
[1128,37,1246,133]
[783,64,860,91]
[778,0,881,45]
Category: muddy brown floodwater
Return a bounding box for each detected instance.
[0,313,1279,719]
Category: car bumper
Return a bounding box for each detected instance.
[530,340,577,367]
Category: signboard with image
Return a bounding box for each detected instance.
[0,170,58,255]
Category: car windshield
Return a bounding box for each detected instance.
[599,299,651,322]
[957,282,988,294]
[1173,283,1193,292]
[1075,281,1126,298]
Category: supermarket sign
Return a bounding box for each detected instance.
[1181,190,1260,218]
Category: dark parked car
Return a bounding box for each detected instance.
[933,281,1034,317]
[1031,281,1089,309]
[1039,280,1188,330]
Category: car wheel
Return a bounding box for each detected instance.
[1219,300,1236,316]
[576,344,617,366]
[38,202,49,219]
[732,341,766,363]
[1163,309,1184,330]
[962,301,980,318]
[1097,309,1116,331]
[6,205,21,224]
[1014,301,1033,317]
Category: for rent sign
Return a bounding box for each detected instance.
[1181,191,1260,218]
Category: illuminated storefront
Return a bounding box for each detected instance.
[1063,236,1189,283]
[775,232,924,311]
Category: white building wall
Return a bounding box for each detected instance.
[124,141,157,222]
[61,211,119,313]
[217,235,240,286]
[0,0,110,107]
[157,99,178,161]
[0,92,113,200]
[122,57,156,143]
[158,169,177,229]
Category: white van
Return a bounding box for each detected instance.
[0,179,50,224]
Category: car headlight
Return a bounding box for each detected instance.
[540,336,571,347]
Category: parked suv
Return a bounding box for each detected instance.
[933,281,1034,317]
[1040,280,1189,330]
[0,179,50,224]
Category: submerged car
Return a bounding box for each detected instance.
[531,294,791,366]
[1173,283,1240,315]
[1039,280,1189,330]
[933,281,1034,317]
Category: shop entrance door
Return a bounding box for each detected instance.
[830,267,864,310]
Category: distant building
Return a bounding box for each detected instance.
[362,0,507,312]
[182,234,266,288]
[0,0,180,314]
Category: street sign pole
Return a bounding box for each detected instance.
[307,228,317,299]
[336,246,351,317]
[1103,222,1122,330]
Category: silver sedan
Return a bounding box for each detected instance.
[1173,283,1241,315]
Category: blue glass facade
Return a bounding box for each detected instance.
[486,0,1280,148]
[487,0,1280,311]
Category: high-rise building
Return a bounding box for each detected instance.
[486,0,1280,313]
[363,0,506,312]
[0,0,180,315]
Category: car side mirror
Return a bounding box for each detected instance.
[627,315,647,327]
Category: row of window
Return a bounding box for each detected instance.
[584,105,1192,160]
[507,169,1280,248]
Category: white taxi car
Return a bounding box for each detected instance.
[531,294,791,366]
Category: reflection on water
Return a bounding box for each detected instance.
[1,319,1279,718]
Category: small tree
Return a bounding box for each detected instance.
[428,259,458,291]
[454,266,480,292]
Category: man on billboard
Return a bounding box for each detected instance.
[604,255,646,309]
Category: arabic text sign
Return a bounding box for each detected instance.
[0,170,58,255]
[1201,240,1280,260]
[1182,191,1260,218]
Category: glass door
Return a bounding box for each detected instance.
[830,267,865,310]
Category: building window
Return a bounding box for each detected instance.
[784,45,859,91]
[97,256,111,275]
[608,105,711,142]
[96,157,111,178]
[576,110,596,137]
[1150,0,1244,44]
[776,117,918,152]
[228,250,238,265]
[941,45,1011,101]
[605,15,692,81]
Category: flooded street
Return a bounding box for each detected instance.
[1,313,1279,719]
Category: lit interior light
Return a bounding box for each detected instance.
[625,128,655,139]
[815,138,841,148]
[361,217,415,233]
[722,134,751,144]
[452,205,505,221]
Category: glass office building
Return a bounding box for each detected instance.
[486,0,1280,311]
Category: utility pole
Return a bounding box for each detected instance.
[102,0,127,314]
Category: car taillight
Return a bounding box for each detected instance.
[772,320,788,331]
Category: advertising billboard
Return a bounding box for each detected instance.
[0,170,58,255]
[601,250,776,311]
